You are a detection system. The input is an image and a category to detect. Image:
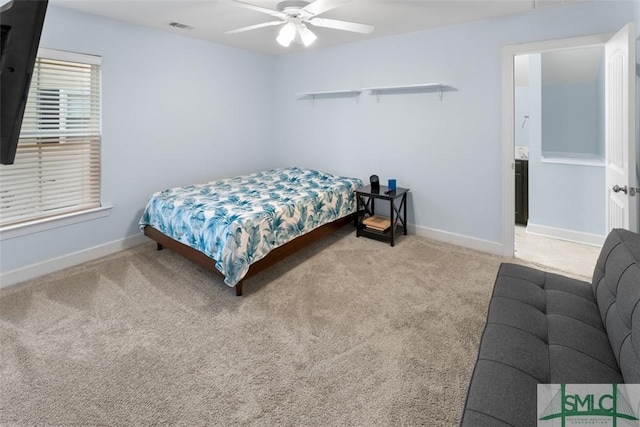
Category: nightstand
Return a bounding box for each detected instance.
[355,185,409,246]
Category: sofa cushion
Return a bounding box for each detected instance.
[592,228,640,383]
[493,264,621,382]
[461,262,623,426]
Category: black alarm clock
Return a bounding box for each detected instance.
[370,175,380,192]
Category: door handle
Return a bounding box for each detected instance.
[613,185,628,194]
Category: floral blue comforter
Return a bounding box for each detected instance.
[139,167,362,287]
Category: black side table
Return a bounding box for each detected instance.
[355,184,409,246]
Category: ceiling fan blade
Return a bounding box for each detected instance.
[301,0,351,17]
[225,20,285,34]
[307,17,374,34]
[230,0,285,18]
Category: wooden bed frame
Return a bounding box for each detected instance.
[143,213,356,296]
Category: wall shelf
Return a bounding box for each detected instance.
[297,89,362,104]
[363,83,445,102]
[296,83,448,104]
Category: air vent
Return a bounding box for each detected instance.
[169,22,194,30]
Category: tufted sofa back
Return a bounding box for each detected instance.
[592,228,640,383]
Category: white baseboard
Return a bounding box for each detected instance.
[1,225,504,289]
[525,222,605,247]
[0,233,149,289]
[408,224,504,256]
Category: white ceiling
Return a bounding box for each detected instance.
[51,0,581,56]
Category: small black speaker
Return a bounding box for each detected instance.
[370,174,380,192]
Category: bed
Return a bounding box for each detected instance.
[139,167,362,296]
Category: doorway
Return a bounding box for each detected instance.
[501,24,637,277]
[512,48,605,278]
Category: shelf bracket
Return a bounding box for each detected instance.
[438,86,443,102]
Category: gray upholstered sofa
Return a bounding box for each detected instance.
[460,228,640,426]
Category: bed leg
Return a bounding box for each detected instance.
[157,243,164,251]
[235,282,243,297]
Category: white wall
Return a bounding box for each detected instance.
[0,6,275,281]
[273,0,635,249]
[515,87,531,149]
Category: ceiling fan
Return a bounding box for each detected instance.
[225,0,374,47]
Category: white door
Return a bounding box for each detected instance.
[605,23,637,232]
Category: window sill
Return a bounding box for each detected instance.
[541,155,605,167]
[0,205,113,241]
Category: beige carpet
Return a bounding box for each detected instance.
[0,228,589,425]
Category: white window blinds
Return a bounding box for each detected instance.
[0,49,101,227]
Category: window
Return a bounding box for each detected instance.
[0,49,101,227]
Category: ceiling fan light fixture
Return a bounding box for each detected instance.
[227,0,375,49]
[298,24,317,47]
[276,21,296,47]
